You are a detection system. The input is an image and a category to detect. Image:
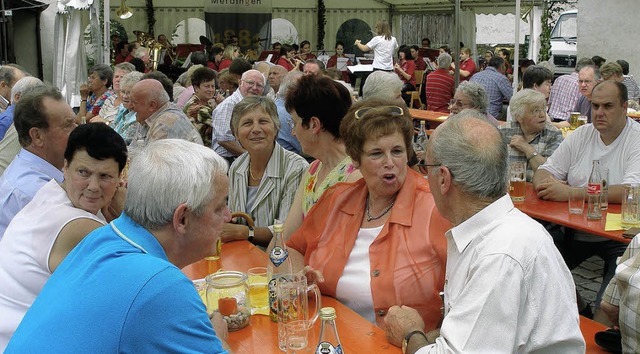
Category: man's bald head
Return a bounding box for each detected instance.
[268,65,288,92]
[130,79,170,122]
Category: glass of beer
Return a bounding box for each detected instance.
[509,160,527,202]
[247,267,269,315]
[569,112,580,129]
[203,238,222,274]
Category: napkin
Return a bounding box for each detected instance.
[605,213,623,231]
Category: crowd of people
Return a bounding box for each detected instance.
[1,22,640,353]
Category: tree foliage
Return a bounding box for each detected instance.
[538,0,578,61]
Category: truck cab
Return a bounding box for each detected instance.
[550,10,578,76]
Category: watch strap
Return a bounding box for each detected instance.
[247,226,255,243]
[402,330,428,354]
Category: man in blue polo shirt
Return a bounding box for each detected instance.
[6,139,231,353]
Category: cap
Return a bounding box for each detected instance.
[273,224,284,232]
[320,307,337,320]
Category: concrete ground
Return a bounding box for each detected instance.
[572,255,604,307]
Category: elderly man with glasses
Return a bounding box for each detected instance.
[212,69,266,165]
[574,65,601,123]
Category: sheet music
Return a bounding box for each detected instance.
[266,54,273,63]
[348,64,373,73]
[337,57,349,71]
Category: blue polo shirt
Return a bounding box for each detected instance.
[6,213,227,353]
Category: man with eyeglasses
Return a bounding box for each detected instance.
[574,65,601,123]
[212,69,266,164]
[385,112,585,353]
[548,57,595,127]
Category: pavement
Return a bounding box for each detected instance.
[572,255,605,307]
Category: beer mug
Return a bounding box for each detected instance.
[276,273,321,352]
[509,160,527,202]
[569,112,580,129]
[622,184,640,230]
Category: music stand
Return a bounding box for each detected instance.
[418,48,440,63]
[258,50,280,64]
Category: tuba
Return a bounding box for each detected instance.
[134,30,163,71]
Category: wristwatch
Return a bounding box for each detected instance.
[402,330,428,354]
[528,151,539,161]
[247,226,255,244]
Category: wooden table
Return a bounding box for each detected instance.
[409,109,449,129]
[516,183,628,244]
[182,242,401,354]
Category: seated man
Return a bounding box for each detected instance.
[0,123,126,350]
[601,233,640,352]
[548,57,594,127]
[129,79,202,148]
[5,139,231,353]
[574,65,601,123]
[533,80,640,315]
[425,53,455,113]
[386,111,584,353]
[470,56,513,119]
[0,85,76,238]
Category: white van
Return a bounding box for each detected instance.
[550,10,578,76]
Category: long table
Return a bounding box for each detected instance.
[182,241,401,354]
[183,241,610,353]
[409,109,448,129]
[516,183,628,244]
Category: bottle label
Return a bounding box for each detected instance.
[269,246,288,266]
[268,277,279,318]
[587,183,601,195]
[316,342,343,354]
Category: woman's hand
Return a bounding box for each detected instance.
[303,265,325,285]
[509,135,530,154]
[79,83,89,99]
[354,39,361,45]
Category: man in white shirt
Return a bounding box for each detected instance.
[385,112,585,353]
[533,80,640,315]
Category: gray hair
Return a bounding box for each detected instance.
[448,108,491,123]
[114,62,136,74]
[88,64,114,87]
[230,96,281,137]
[10,77,43,104]
[580,65,601,81]
[437,53,452,70]
[125,139,228,230]
[241,69,267,86]
[119,71,144,89]
[0,66,23,86]
[278,70,303,97]
[176,71,190,87]
[362,71,402,100]
[428,115,507,200]
[509,89,546,122]
[456,81,489,114]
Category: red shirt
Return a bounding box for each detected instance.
[425,68,455,113]
[459,58,477,81]
[277,57,294,71]
[218,59,232,71]
[414,58,427,71]
[396,59,416,87]
[327,55,353,83]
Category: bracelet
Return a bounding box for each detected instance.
[81,99,87,102]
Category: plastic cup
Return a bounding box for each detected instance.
[568,187,585,215]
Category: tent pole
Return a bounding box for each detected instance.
[513,0,520,92]
[104,0,110,64]
[453,0,460,87]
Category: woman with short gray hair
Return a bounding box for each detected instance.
[498,89,563,181]
[449,81,502,126]
[96,62,136,124]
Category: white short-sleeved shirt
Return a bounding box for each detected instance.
[365,35,398,71]
[539,118,640,187]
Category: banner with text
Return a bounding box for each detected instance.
[204,0,272,53]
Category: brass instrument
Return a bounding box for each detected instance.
[133,30,163,71]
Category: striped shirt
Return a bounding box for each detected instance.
[548,72,580,121]
[212,89,244,157]
[498,121,563,182]
[425,68,455,113]
[228,143,308,229]
[603,234,640,353]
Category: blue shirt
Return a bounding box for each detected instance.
[6,213,228,353]
[275,97,302,155]
[470,66,514,118]
[0,105,14,140]
[0,148,63,239]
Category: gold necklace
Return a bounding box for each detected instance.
[365,194,395,222]
[249,163,262,180]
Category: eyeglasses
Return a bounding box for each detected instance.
[242,79,265,89]
[416,162,441,175]
[578,80,594,85]
[448,99,466,108]
[354,105,404,120]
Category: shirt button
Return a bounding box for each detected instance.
[371,270,380,277]
[377,309,386,317]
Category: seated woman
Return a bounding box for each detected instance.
[326,41,354,84]
[111,71,144,145]
[277,44,303,72]
[394,46,416,107]
[221,96,308,247]
[297,40,317,61]
[449,81,502,127]
[0,123,127,349]
[218,44,239,71]
[287,99,449,330]
[453,47,476,82]
[94,62,135,124]
[183,67,218,146]
[283,75,362,239]
[76,64,114,124]
[499,89,563,181]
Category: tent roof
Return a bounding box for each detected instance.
[381,0,544,13]
[3,0,49,12]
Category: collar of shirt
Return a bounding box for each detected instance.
[447,194,514,253]
[0,95,9,110]
[19,148,65,183]
[111,213,170,261]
